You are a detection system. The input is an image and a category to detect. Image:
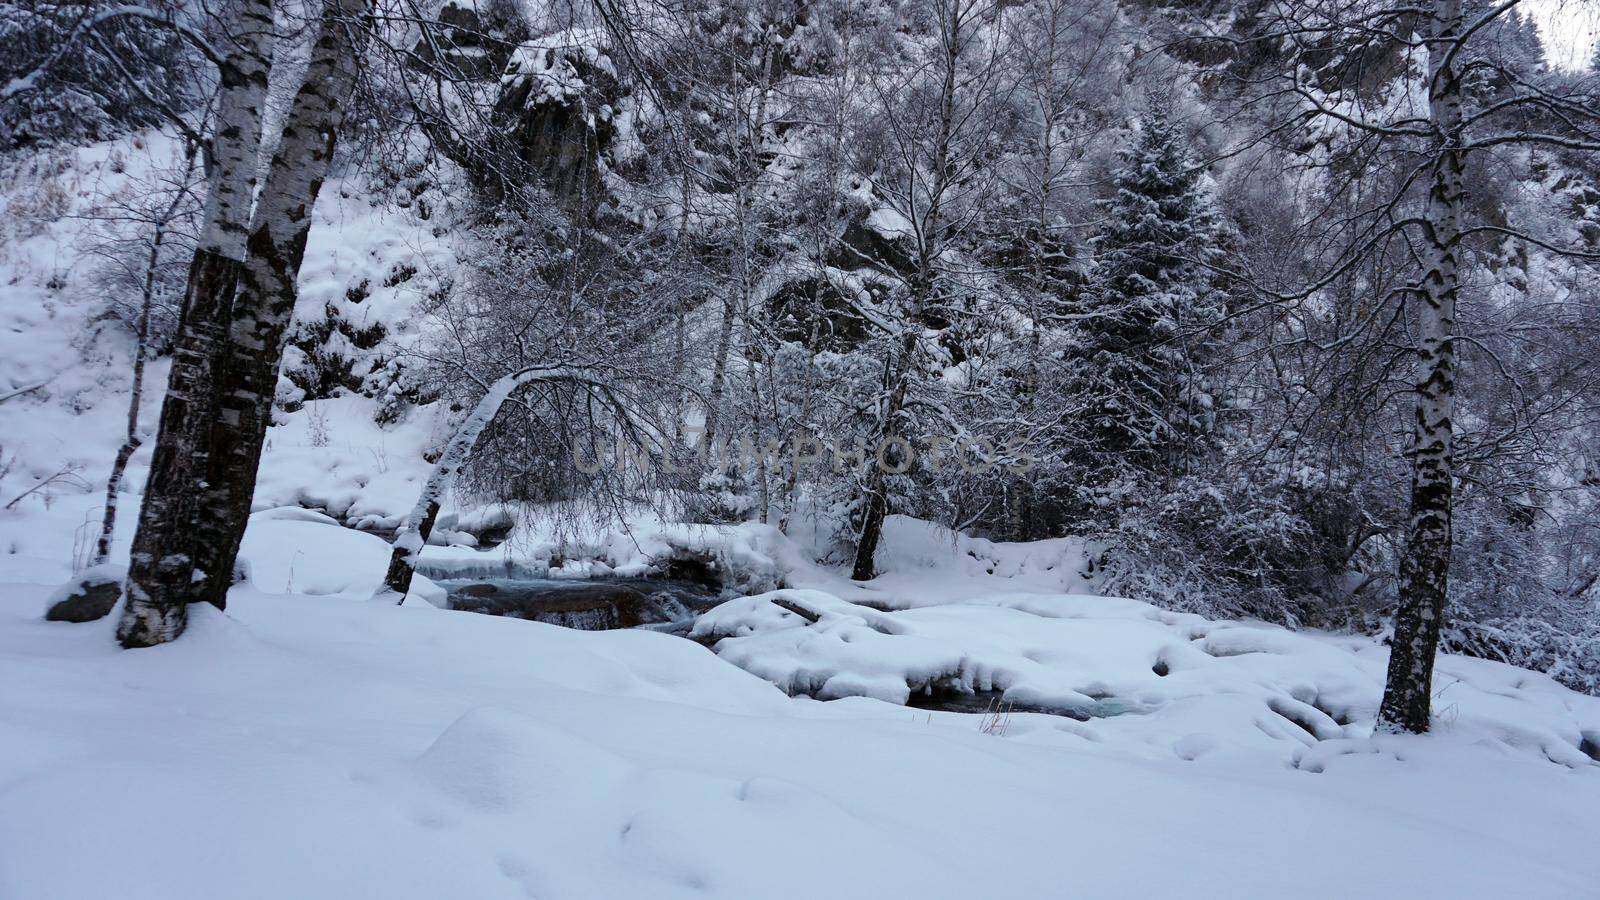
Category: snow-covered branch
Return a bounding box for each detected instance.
[380,365,624,600]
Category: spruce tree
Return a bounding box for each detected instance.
[1065,99,1224,527]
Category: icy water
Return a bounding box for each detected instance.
[439,577,723,631]
[904,688,1144,721]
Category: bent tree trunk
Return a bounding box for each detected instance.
[119,0,371,647]
[382,366,599,599]
[118,0,273,646]
[1377,0,1463,734]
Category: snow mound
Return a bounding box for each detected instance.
[417,706,636,811]
[239,512,447,607]
[779,515,1098,608]
[693,589,1600,769]
[252,395,444,523]
[39,561,124,606]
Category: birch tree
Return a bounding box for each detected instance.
[118,0,374,647]
[103,0,275,644]
[1238,0,1600,731]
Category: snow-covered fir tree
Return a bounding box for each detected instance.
[1061,98,1227,527]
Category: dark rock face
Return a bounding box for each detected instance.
[408,0,522,81]
[487,43,621,210]
[762,205,938,353]
[660,554,721,590]
[832,210,917,277]
[45,579,121,623]
[766,277,877,352]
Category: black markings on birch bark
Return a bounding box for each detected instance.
[1377,0,1464,734]
[118,0,371,647]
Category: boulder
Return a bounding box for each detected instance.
[43,565,126,623]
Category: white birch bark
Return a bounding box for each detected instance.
[196,0,274,260]
[119,0,370,647]
[118,0,275,646]
[1377,0,1464,734]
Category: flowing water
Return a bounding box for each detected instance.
[438,577,724,631]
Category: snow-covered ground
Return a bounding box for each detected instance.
[4,517,1600,898]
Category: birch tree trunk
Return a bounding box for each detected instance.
[187,0,374,614]
[1377,0,1464,734]
[93,220,166,566]
[703,291,738,451]
[120,0,372,646]
[118,0,273,645]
